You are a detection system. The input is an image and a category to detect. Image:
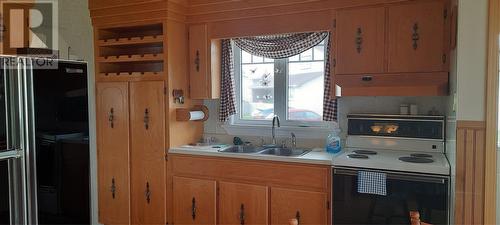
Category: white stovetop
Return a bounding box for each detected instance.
[333,147,450,175]
[169,145,335,165]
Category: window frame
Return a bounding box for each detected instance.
[231,43,332,129]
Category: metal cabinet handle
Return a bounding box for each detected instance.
[191,197,196,220]
[110,178,116,199]
[239,204,245,225]
[361,76,373,82]
[355,27,363,53]
[412,23,420,50]
[145,182,151,204]
[195,50,200,72]
[295,211,301,225]
[108,108,114,128]
[144,108,150,130]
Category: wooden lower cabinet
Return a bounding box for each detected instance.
[270,188,328,225]
[219,182,269,225]
[97,81,167,224]
[169,154,331,225]
[173,177,217,225]
[130,81,166,224]
[96,82,130,225]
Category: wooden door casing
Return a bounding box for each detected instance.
[219,182,269,225]
[130,81,166,225]
[387,1,446,73]
[335,7,386,75]
[172,177,216,225]
[96,82,130,225]
[270,188,328,225]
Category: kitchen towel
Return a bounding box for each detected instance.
[357,171,387,196]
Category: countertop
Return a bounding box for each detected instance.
[169,145,335,166]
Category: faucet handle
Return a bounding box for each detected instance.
[281,139,288,148]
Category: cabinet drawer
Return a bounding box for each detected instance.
[170,155,330,192]
[336,73,448,96]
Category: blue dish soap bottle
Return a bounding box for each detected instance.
[326,124,341,154]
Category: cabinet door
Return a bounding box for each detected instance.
[219,182,268,225]
[335,7,386,75]
[387,1,446,72]
[1,3,32,54]
[189,24,209,99]
[96,82,130,225]
[270,188,328,225]
[173,177,216,225]
[130,81,166,224]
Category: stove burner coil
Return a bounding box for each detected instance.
[353,150,378,155]
[399,156,434,163]
[348,154,369,159]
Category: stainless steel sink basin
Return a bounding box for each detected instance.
[219,146,263,154]
[257,148,311,157]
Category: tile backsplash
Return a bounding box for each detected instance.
[203,96,449,148]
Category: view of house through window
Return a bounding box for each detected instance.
[235,40,326,124]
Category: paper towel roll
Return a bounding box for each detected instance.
[189,111,205,121]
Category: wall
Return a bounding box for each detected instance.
[33,0,97,224]
[453,0,489,224]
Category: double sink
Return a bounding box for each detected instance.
[219,145,311,157]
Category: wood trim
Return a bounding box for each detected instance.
[457,121,487,130]
[186,0,407,23]
[485,0,500,223]
[455,121,487,225]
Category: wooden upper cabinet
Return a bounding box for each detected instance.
[96,82,130,225]
[1,3,33,54]
[173,177,216,225]
[189,24,221,99]
[387,1,447,73]
[335,7,386,75]
[129,81,166,225]
[270,188,328,225]
[219,182,269,225]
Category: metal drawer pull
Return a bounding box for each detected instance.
[412,23,420,50]
[144,108,150,130]
[355,27,363,53]
[108,108,114,128]
[110,178,116,199]
[145,182,151,204]
[296,211,301,225]
[361,76,373,82]
[239,204,245,225]
[195,50,200,72]
[192,197,196,220]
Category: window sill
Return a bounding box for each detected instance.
[221,123,334,139]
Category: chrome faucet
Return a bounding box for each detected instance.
[272,115,280,145]
[291,132,296,148]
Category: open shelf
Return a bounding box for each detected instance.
[96,23,165,81]
[97,53,164,63]
[98,35,164,47]
[100,72,163,77]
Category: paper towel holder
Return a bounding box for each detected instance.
[176,105,209,122]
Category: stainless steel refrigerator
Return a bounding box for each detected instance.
[0,56,90,225]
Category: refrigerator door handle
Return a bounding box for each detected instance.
[0,149,22,160]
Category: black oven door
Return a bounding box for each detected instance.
[333,168,449,225]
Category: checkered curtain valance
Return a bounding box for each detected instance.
[219,32,337,122]
[233,32,328,59]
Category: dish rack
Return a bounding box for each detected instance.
[95,23,165,81]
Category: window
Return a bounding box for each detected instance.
[233,41,328,127]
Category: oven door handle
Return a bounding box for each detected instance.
[334,168,447,184]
